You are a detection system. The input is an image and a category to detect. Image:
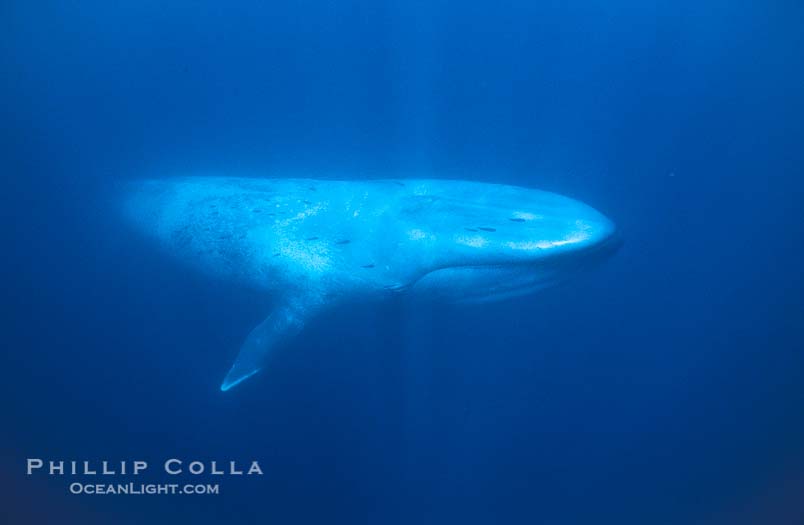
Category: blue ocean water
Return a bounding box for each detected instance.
[2,1,803,523]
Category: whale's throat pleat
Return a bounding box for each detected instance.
[411,265,562,304]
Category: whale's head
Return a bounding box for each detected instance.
[403,181,620,302]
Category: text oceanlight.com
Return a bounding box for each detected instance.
[69,482,220,495]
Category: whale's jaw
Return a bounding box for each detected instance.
[411,226,621,304]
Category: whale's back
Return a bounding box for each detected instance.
[122,177,414,291]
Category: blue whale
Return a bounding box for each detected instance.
[123,177,619,390]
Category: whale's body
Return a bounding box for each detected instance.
[124,177,619,390]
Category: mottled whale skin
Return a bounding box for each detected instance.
[123,177,619,391]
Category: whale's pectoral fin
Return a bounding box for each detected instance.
[220,299,311,392]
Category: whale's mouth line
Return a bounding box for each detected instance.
[433,229,623,274]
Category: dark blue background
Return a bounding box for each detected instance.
[2,1,803,523]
